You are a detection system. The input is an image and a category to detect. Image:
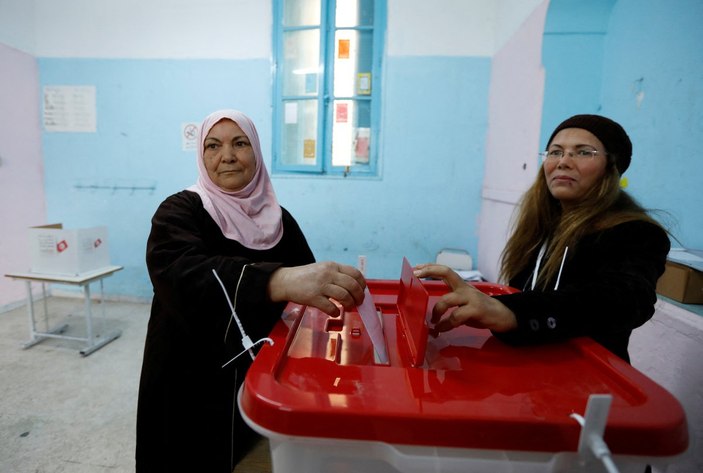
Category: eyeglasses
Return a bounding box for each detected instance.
[539,149,603,162]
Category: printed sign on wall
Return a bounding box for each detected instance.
[182,123,199,151]
[43,85,97,132]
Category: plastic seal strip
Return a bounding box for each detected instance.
[570,394,620,473]
[212,268,275,368]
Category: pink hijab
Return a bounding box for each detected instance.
[188,109,283,249]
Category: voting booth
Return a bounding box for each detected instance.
[239,259,689,472]
[28,224,110,276]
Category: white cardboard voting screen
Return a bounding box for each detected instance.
[28,224,110,276]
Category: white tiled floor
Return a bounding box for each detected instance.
[0,296,272,473]
[8,297,695,473]
[0,297,149,473]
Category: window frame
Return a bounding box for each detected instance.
[272,0,386,177]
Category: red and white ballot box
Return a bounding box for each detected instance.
[239,259,689,472]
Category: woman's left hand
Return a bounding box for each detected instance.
[413,264,518,335]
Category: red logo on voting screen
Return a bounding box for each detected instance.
[94,238,102,248]
[56,240,68,253]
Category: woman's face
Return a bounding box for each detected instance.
[203,119,256,192]
[542,128,608,208]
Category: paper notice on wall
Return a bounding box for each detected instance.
[338,39,350,59]
[305,73,317,94]
[357,73,371,95]
[336,103,348,123]
[303,139,316,159]
[354,127,370,162]
[43,85,97,132]
[285,102,298,124]
[182,122,199,151]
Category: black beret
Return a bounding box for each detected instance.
[546,114,632,174]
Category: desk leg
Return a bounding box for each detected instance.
[84,283,93,343]
[26,281,36,339]
[41,283,49,331]
[79,281,121,357]
[100,278,106,319]
[22,281,68,350]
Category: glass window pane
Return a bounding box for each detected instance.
[336,0,374,27]
[280,99,319,166]
[283,0,321,26]
[282,30,320,96]
[332,100,371,166]
[274,0,383,175]
[333,29,373,97]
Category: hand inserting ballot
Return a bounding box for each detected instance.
[268,261,366,317]
[413,264,517,335]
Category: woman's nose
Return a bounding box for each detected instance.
[221,146,236,161]
[556,154,573,167]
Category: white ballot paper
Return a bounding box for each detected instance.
[357,286,389,364]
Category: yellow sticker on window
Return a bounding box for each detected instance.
[303,139,316,159]
[357,73,371,95]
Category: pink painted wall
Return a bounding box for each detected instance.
[0,43,46,309]
[477,0,549,282]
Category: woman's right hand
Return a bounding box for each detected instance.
[413,263,518,334]
[268,262,366,316]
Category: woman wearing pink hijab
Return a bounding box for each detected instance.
[136,110,365,472]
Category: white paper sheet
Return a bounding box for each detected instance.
[43,85,97,132]
[668,248,703,272]
[357,286,389,364]
[284,102,298,124]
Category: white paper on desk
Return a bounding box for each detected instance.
[668,248,703,272]
[357,286,389,364]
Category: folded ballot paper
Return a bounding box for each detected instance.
[356,286,389,364]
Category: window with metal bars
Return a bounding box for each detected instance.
[272,0,385,176]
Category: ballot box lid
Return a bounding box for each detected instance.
[240,263,689,457]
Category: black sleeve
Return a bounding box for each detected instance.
[228,208,316,344]
[491,221,670,348]
[145,191,314,351]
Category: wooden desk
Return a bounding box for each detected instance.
[5,265,123,356]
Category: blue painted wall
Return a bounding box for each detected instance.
[601,0,703,249]
[540,0,615,147]
[38,55,490,298]
[39,58,273,299]
[541,0,703,250]
[34,0,703,300]
[277,56,490,278]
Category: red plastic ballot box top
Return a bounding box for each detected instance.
[240,260,688,457]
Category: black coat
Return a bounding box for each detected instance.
[492,220,670,362]
[136,190,315,473]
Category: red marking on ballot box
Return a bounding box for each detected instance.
[56,240,68,252]
[94,238,103,248]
